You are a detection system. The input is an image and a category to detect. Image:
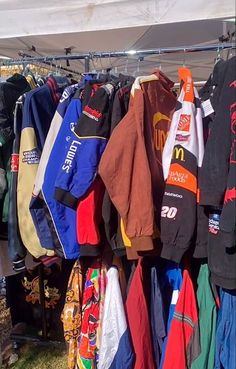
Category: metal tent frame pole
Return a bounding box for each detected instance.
[0,42,234,66]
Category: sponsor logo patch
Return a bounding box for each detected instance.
[83,105,102,121]
[164,191,183,199]
[167,163,197,193]
[62,140,81,173]
[172,147,185,161]
[22,149,40,165]
[209,213,220,234]
[176,134,190,142]
[11,154,19,172]
[178,114,191,132]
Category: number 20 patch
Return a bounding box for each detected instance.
[161,206,178,219]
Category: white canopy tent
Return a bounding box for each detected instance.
[0,0,235,80]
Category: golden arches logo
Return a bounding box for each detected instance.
[172,147,185,161]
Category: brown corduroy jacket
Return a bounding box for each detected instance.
[99,70,177,259]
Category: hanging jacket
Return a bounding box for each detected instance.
[42,81,108,259]
[98,267,134,369]
[0,151,6,199]
[77,261,107,369]
[199,57,236,289]
[32,83,79,199]
[17,77,61,259]
[0,138,12,222]
[199,57,236,211]
[161,68,204,263]
[150,266,166,369]
[102,83,133,257]
[54,83,115,208]
[0,73,30,146]
[0,74,30,231]
[29,84,79,253]
[191,264,217,369]
[61,260,83,369]
[99,71,176,259]
[159,262,183,369]
[8,96,27,271]
[219,58,236,235]
[41,96,83,259]
[214,288,236,369]
[162,269,200,369]
[126,258,156,369]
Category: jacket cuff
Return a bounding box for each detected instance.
[130,236,153,251]
[13,258,26,272]
[199,190,224,207]
[161,243,184,263]
[126,246,140,260]
[80,244,102,257]
[54,188,78,209]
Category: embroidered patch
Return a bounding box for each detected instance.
[22,148,40,164]
[178,114,191,132]
[11,154,19,172]
[83,105,102,121]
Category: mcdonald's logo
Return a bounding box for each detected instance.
[172,147,185,161]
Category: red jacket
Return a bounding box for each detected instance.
[126,258,155,369]
[163,269,200,369]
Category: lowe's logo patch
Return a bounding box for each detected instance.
[62,140,81,173]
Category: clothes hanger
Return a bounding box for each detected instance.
[47,59,53,77]
[214,45,223,65]
[182,48,187,68]
[132,57,143,77]
[176,50,188,94]
[226,31,235,60]
[157,49,162,71]
[124,57,129,75]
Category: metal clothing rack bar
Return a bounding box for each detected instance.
[0,42,234,66]
[0,51,82,76]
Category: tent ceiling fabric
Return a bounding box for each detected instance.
[0,0,235,80]
[0,0,234,39]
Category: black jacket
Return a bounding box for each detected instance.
[199,56,236,289]
[8,96,27,271]
[102,83,133,256]
[199,58,236,209]
[0,74,30,146]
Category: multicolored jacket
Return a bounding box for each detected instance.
[17,77,61,258]
[162,269,200,369]
[54,83,115,208]
[161,68,204,263]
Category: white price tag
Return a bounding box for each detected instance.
[201,99,214,118]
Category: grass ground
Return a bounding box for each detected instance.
[12,344,67,369]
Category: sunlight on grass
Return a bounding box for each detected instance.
[12,344,67,369]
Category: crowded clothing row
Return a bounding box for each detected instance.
[62,255,235,369]
[0,56,235,369]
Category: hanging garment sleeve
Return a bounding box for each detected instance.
[54,84,115,208]
[161,68,204,263]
